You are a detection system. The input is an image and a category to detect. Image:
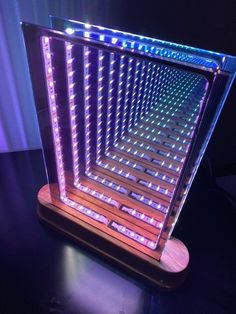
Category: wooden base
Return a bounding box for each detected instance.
[37,184,189,290]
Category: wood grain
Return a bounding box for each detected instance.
[37,184,189,290]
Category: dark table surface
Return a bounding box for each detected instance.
[0,149,235,314]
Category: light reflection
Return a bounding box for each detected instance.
[61,245,147,314]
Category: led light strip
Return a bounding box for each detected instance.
[148,65,161,111]
[120,206,163,229]
[105,53,115,154]
[114,55,125,145]
[158,98,199,119]
[152,118,194,135]
[89,173,129,195]
[134,62,146,126]
[156,85,206,115]
[150,109,197,129]
[98,161,137,181]
[148,106,197,123]
[145,109,196,136]
[65,42,80,185]
[150,66,163,106]
[130,191,168,213]
[152,66,175,105]
[120,58,134,138]
[75,183,120,207]
[123,134,186,161]
[145,168,177,184]
[167,133,189,144]
[151,101,199,120]
[163,77,198,101]
[140,62,152,119]
[96,50,105,162]
[138,123,192,139]
[152,158,180,172]
[132,129,160,144]
[107,151,177,184]
[84,46,92,175]
[64,198,108,224]
[107,152,145,171]
[148,113,194,141]
[123,136,156,153]
[145,63,158,114]
[150,102,198,126]
[161,69,197,106]
[162,141,187,153]
[127,60,141,131]
[41,37,67,201]
[110,221,156,249]
[156,149,184,163]
[138,179,172,197]
[171,126,193,137]
[117,143,152,161]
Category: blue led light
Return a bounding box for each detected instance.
[54,18,228,70]
[65,27,75,35]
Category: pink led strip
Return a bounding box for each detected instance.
[134,61,146,126]
[140,62,152,119]
[120,206,163,229]
[74,183,120,208]
[84,46,92,175]
[114,55,125,145]
[64,198,109,224]
[105,53,115,154]
[110,221,157,250]
[127,60,141,131]
[120,58,134,138]
[144,63,158,115]
[96,50,105,162]
[41,36,67,201]
[65,42,80,186]
[107,152,176,184]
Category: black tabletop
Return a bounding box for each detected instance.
[0,150,235,314]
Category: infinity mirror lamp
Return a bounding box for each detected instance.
[22,19,236,289]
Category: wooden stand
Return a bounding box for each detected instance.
[38,184,189,290]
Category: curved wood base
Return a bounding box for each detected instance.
[37,184,189,290]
